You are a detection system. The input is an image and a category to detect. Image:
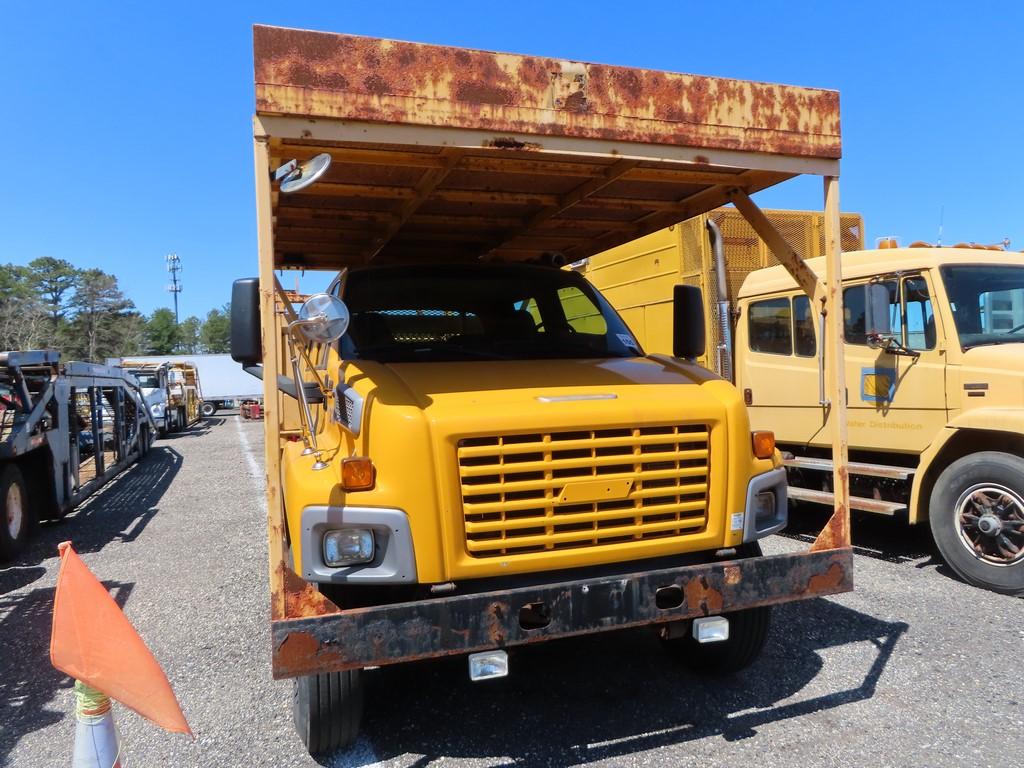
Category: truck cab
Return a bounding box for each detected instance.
[737,247,1024,594]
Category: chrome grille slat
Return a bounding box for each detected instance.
[457,424,710,557]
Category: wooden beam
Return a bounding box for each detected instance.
[729,188,824,301]
[811,175,852,552]
[365,149,462,261]
[483,158,639,255]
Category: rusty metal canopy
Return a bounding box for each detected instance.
[254,25,842,270]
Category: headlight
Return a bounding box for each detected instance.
[150,403,164,417]
[323,529,375,566]
[752,490,776,523]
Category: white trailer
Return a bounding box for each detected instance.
[109,354,261,416]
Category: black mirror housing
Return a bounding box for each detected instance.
[673,284,706,360]
[231,278,262,364]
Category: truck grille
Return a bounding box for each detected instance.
[457,425,710,557]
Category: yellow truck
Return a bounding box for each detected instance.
[583,218,1024,596]
[232,25,856,754]
[736,245,1024,595]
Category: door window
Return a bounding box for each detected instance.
[903,276,935,350]
[748,298,792,355]
[793,295,816,357]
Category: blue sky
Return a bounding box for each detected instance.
[1,1,1021,318]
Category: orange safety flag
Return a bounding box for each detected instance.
[50,541,192,736]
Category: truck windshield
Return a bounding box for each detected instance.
[340,264,641,363]
[133,373,159,388]
[941,264,1024,348]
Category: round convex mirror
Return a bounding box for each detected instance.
[297,293,350,343]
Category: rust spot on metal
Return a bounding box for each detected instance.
[484,137,542,151]
[252,25,841,159]
[282,565,342,618]
[454,81,515,106]
[723,565,741,585]
[485,601,509,645]
[806,562,845,594]
[683,575,724,615]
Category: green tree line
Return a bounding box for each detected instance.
[0,257,231,361]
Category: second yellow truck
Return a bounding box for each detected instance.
[583,215,1024,596]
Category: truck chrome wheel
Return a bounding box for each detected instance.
[955,483,1024,566]
[5,482,23,541]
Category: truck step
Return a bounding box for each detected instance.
[783,456,915,481]
[787,486,907,516]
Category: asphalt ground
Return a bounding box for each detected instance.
[2,413,1022,767]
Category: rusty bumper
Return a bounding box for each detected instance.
[271,547,852,679]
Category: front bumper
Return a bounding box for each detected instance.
[271,546,852,678]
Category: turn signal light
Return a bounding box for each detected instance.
[341,456,375,491]
[751,431,776,459]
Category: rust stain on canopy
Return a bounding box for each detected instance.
[254,25,840,159]
[253,25,842,269]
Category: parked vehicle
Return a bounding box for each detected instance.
[118,360,202,434]
[114,354,261,417]
[582,213,1024,595]
[735,245,1024,595]
[235,25,855,754]
[0,350,154,559]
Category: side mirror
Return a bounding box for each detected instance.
[295,293,350,344]
[864,282,892,346]
[231,278,261,364]
[673,284,706,360]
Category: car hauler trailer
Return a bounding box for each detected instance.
[0,350,155,559]
[235,25,855,755]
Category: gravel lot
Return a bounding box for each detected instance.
[2,414,1021,767]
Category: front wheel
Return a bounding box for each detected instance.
[929,451,1024,595]
[293,669,364,756]
[200,401,216,418]
[661,604,772,675]
[0,465,32,561]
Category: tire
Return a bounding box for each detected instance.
[929,451,1024,595]
[200,402,216,418]
[662,605,772,676]
[292,669,364,755]
[0,464,32,561]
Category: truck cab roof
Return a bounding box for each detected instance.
[738,247,1024,298]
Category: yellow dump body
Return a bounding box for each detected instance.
[577,208,863,370]
[249,25,854,679]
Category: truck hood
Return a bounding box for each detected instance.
[367,355,732,431]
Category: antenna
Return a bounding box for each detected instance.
[166,253,182,326]
[938,206,944,247]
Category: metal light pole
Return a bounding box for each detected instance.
[166,253,182,326]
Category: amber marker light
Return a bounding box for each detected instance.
[341,456,375,490]
[752,431,776,459]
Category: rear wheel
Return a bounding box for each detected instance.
[200,401,216,417]
[292,669,364,756]
[0,465,32,561]
[929,452,1024,595]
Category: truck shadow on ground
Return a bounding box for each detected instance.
[0,581,133,764]
[336,599,906,768]
[158,416,226,439]
[0,445,182,596]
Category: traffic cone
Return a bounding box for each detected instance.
[51,541,191,765]
[71,680,123,768]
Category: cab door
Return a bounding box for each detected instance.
[737,292,823,443]
[842,273,948,454]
